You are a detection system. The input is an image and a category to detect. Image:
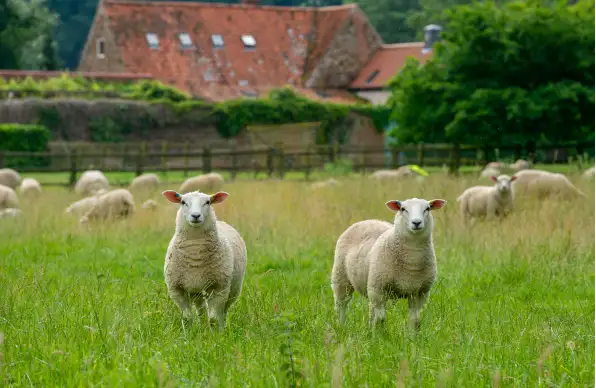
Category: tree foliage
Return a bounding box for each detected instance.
[388,0,595,147]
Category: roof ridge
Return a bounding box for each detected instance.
[103,0,354,12]
[381,42,424,48]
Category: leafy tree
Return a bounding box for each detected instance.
[388,0,595,148]
[350,0,421,43]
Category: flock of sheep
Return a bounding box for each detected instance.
[0,159,593,331]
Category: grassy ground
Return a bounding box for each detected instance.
[0,173,594,387]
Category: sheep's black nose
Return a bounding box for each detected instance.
[411,220,422,228]
[190,213,201,220]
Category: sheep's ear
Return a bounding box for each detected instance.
[491,176,498,182]
[429,199,447,210]
[386,200,401,212]
[210,191,229,205]
[510,175,518,182]
[162,190,181,203]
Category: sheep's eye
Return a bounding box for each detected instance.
[205,201,211,206]
[425,207,431,212]
[181,200,187,206]
[401,208,407,213]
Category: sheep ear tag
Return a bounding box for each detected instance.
[162,190,181,203]
[210,192,229,205]
[386,200,401,211]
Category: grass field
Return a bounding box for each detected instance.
[0,172,594,387]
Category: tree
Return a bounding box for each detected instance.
[388,0,595,148]
[351,0,421,43]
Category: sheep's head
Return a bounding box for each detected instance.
[491,175,517,194]
[162,190,229,229]
[386,198,447,236]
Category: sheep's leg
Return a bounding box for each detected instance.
[191,295,207,321]
[368,289,387,327]
[206,290,229,330]
[332,282,353,324]
[168,287,192,320]
[408,291,429,331]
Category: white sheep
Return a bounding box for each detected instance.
[310,178,340,189]
[74,170,110,197]
[79,188,135,224]
[512,169,586,200]
[509,159,531,172]
[370,165,417,180]
[485,162,504,170]
[0,208,21,219]
[457,175,517,221]
[129,173,160,193]
[480,166,501,179]
[19,178,42,199]
[0,168,21,190]
[179,173,224,194]
[0,184,19,210]
[331,197,447,330]
[162,190,247,328]
[65,189,108,216]
[582,166,595,180]
[141,199,158,210]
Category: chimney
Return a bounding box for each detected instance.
[422,24,442,54]
[240,0,260,4]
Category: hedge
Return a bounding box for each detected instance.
[0,124,50,168]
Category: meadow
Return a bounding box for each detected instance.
[0,172,594,387]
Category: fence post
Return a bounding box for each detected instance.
[266,147,275,178]
[575,143,585,170]
[417,144,425,167]
[202,147,212,173]
[277,142,285,179]
[161,141,168,176]
[135,142,146,177]
[183,141,189,178]
[69,149,78,188]
[230,145,238,181]
[305,145,312,181]
[360,150,366,176]
[0,151,4,168]
[448,143,461,175]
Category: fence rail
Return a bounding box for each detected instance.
[0,142,592,186]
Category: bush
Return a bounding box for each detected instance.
[0,124,50,168]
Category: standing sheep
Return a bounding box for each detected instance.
[480,167,501,179]
[0,185,19,210]
[582,166,595,180]
[509,159,531,172]
[19,178,42,199]
[162,190,247,328]
[457,175,517,221]
[179,173,224,194]
[79,188,135,224]
[74,170,110,197]
[512,169,586,199]
[0,168,21,190]
[331,197,447,330]
[129,173,161,194]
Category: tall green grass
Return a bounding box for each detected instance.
[0,173,593,387]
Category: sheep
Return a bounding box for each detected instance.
[74,170,110,197]
[485,162,504,170]
[19,178,42,199]
[582,167,595,180]
[129,173,160,193]
[370,166,416,180]
[0,168,21,190]
[79,188,135,224]
[179,173,224,194]
[331,197,447,330]
[480,167,501,179]
[512,169,586,200]
[0,184,19,211]
[141,199,158,210]
[310,178,340,189]
[0,208,21,219]
[65,189,108,216]
[509,159,531,172]
[457,175,517,221]
[161,190,247,329]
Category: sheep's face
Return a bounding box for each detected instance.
[162,190,229,229]
[386,198,447,236]
[491,175,517,194]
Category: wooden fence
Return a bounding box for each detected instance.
[0,142,592,186]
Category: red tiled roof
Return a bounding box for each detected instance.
[100,0,357,100]
[0,70,152,82]
[350,42,431,89]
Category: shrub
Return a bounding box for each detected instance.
[0,124,50,168]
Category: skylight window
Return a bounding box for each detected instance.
[365,70,380,84]
[211,34,224,48]
[178,33,193,48]
[241,34,256,49]
[146,33,159,49]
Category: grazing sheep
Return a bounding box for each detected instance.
[74,170,110,197]
[141,199,158,210]
[79,188,135,224]
[370,166,416,180]
[0,208,21,219]
[512,169,586,199]
[509,159,531,172]
[162,190,247,328]
[0,185,19,210]
[65,189,108,216]
[480,167,501,179]
[457,175,517,221]
[485,162,504,170]
[179,173,224,194]
[582,167,595,180]
[19,178,42,199]
[0,168,21,190]
[331,197,447,330]
[310,178,340,189]
[129,173,160,193]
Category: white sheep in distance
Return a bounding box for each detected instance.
[129,173,160,194]
[162,190,247,329]
[19,178,42,199]
[457,175,517,221]
[509,159,531,172]
[310,178,340,189]
[512,169,586,200]
[74,170,110,197]
[79,188,135,224]
[65,189,108,216]
[179,173,224,194]
[582,166,595,180]
[480,166,501,179]
[331,197,447,330]
[140,199,158,210]
[0,184,19,210]
[0,168,21,190]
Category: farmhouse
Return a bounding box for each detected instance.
[77,0,436,105]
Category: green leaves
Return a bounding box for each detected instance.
[0,123,50,168]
